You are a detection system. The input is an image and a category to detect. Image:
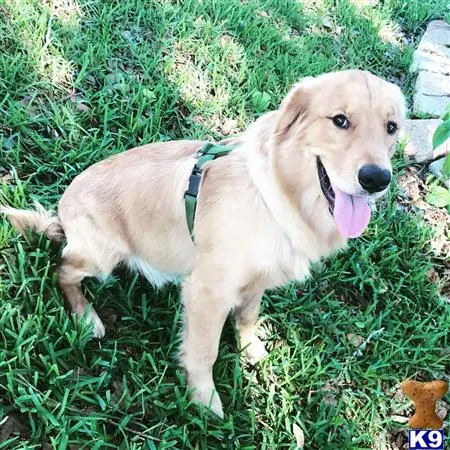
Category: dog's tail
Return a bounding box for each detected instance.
[0,202,65,242]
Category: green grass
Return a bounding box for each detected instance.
[1,0,449,448]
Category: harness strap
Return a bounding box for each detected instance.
[184,142,237,240]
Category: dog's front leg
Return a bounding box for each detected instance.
[180,271,231,418]
[235,289,268,365]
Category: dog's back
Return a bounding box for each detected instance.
[1,139,205,336]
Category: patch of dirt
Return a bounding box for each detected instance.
[0,411,30,444]
[388,428,408,450]
[0,170,13,183]
[397,166,450,298]
[346,333,364,348]
[320,382,339,406]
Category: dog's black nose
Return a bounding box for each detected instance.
[358,165,391,193]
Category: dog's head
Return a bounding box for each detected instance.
[273,70,406,238]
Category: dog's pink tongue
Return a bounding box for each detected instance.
[333,188,371,238]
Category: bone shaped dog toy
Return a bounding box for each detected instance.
[401,380,448,429]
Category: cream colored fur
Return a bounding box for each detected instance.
[1,70,405,418]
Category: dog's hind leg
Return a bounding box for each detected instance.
[235,290,268,365]
[57,243,120,338]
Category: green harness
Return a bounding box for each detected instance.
[184,142,237,240]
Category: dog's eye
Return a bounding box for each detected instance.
[387,121,398,135]
[332,114,350,129]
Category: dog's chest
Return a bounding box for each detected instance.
[254,224,345,290]
[251,233,312,289]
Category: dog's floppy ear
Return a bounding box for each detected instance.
[275,77,314,138]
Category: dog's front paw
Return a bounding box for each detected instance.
[86,308,106,339]
[191,383,224,418]
[242,334,268,365]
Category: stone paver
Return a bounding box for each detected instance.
[411,20,450,117]
[413,71,450,117]
[411,42,450,76]
[411,21,450,76]
[419,20,450,46]
[403,119,450,162]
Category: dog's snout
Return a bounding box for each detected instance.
[358,165,391,193]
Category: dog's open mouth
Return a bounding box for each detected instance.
[316,157,372,239]
[317,157,335,214]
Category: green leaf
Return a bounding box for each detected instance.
[252,91,271,112]
[441,103,450,121]
[355,321,365,329]
[425,185,450,207]
[143,88,156,102]
[442,154,450,178]
[2,135,14,150]
[432,120,450,149]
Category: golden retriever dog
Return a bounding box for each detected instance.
[1,70,405,417]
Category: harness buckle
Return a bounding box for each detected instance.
[185,170,202,197]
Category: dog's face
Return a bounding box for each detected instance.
[274,70,406,238]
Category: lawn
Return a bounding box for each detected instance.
[0,0,449,448]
